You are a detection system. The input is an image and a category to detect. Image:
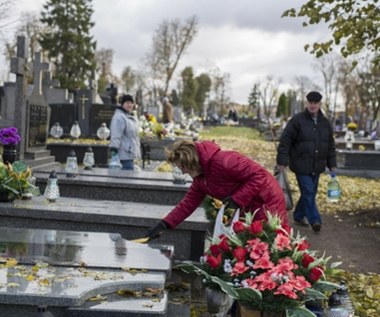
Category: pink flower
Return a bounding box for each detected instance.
[247,238,268,260]
[231,261,249,276]
[274,283,299,299]
[274,234,291,251]
[253,251,274,270]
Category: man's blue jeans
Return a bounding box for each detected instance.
[294,174,321,225]
[120,159,134,170]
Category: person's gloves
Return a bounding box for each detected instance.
[223,197,239,211]
[145,220,169,241]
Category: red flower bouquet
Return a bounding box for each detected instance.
[176,212,338,317]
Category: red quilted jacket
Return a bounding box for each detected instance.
[163,141,288,228]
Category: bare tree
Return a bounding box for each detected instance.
[312,54,343,122]
[146,16,198,96]
[121,66,136,94]
[257,76,281,120]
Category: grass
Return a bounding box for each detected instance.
[200,126,262,140]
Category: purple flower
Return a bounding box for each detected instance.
[0,127,21,145]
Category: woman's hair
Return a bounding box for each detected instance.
[166,140,201,173]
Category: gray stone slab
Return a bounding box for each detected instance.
[69,291,168,316]
[336,149,380,170]
[0,197,211,261]
[35,167,192,183]
[33,170,190,205]
[0,226,172,273]
[0,265,165,307]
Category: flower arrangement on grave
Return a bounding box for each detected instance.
[0,161,40,200]
[176,212,339,317]
[139,115,168,139]
[347,122,357,131]
[0,127,21,146]
[202,196,236,225]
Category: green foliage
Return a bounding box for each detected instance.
[0,161,40,197]
[39,0,97,91]
[283,0,380,67]
[195,73,212,113]
[276,93,289,117]
[181,66,199,113]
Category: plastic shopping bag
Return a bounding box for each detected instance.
[212,205,240,241]
[274,168,294,211]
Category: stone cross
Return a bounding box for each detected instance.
[10,36,29,159]
[31,52,49,97]
[79,94,89,119]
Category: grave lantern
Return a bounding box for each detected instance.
[65,150,78,177]
[50,122,63,139]
[44,170,60,202]
[97,122,110,140]
[172,166,186,184]
[83,146,95,170]
[70,121,81,139]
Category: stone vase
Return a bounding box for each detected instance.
[2,144,17,164]
[205,287,234,317]
[237,302,285,317]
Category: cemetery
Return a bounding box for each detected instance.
[0,5,379,312]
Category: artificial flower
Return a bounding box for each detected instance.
[0,127,21,146]
[176,212,339,317]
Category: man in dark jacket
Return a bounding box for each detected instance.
[276,91,336,232]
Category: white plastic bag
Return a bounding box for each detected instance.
[212,205,240,241]
[275,169,294,211]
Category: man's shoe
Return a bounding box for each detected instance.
[294,218,309,227]
[311,223,321,232]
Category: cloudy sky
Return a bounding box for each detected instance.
[10,0,329,104]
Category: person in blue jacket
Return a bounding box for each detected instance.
[109,94,141,170]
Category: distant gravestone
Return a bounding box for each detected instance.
[75,88,93,136]
[89,103,115,137]
[49,103,77,136]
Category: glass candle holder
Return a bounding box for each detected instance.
[65,150,78,177]
[83,147,95,170]
[50,122,63,138]
[70,121,81,139]
[44,170,60,202]
[172,166,187,184]
[97,122,110,140]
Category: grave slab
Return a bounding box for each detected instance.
[0,226,174,317]
[0,197,211,261]
[33,168,191,205]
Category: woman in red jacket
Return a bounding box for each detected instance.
[146,140,288,240]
